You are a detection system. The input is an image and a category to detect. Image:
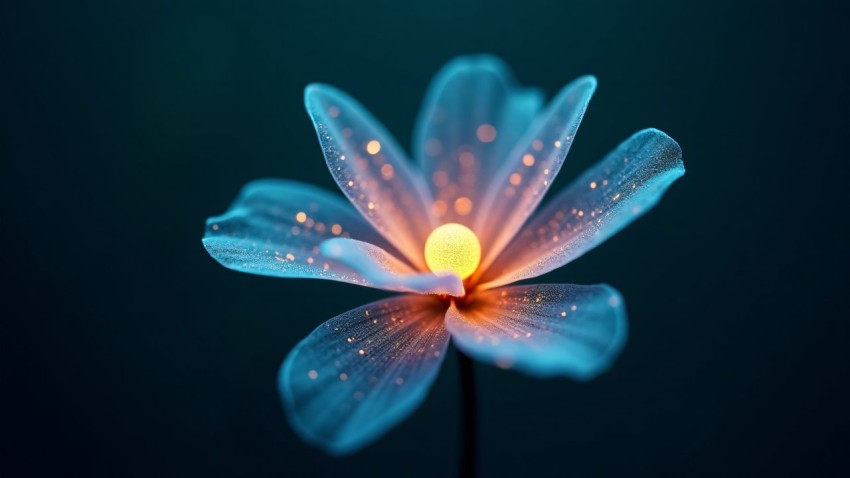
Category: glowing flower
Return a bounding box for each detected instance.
[203,55,684,454]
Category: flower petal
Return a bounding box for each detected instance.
[279,295,450,455]
[472,76,597,279]
[305,83,436,269]
[445,284,627,380]
[479,129,684,289]
[203,179,415,291]
[413,55,544,226]
[321,238,464,296]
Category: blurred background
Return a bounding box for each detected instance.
[2,0,848,476]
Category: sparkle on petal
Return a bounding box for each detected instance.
[366,140,381,155]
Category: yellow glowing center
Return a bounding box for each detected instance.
[424,223,481,280]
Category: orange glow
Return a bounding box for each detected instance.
[380,163,395,179]
[366,140,381,155]
[476,124,497,143]
[454,197,473,216]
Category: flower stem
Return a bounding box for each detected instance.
[457,349,478,478]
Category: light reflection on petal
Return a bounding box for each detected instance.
[480,129,684,289]
[279,294,450,455]
[473,76,597,279]
[203,179,410,290]
[321,238,464,296]
[413,55,544,227]
[445,284,627,380]
[305,83,436,270]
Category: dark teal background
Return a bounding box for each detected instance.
[3,0,848,476]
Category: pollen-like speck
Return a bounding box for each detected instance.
[286,253,295,261]
[476,123,497,143]
[339,154,346,161]
[211,223,219,231]
[295,212,307,223]
[307,257,314,264]
[571,305,578,311]
[590,181,597,189]
[366,140,381,155]
[339,373,348,381]
[367,202,375,210]
[522,153,535,166]
[308,370,318,380]
[554,140,562,148]
[510,173,522,186]
[454,196,473,215]
[331,224,343,235]
[380,163,394,179]
[358,349,365,355]
[561,311,567,317]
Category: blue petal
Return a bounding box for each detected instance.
[279,295,450,454]
[203,179,416,290]
[305,84,436,270]
[413,55,544,225]
[480,129,684,289]
[321,238,464,296]
[473,76,597,278]
[445,284,627,380]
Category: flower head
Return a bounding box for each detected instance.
[203,55,684,454]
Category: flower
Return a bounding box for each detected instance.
[203,55,684,455]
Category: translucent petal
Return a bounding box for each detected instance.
[480,129,684,289]
[279,295,450,455]
[413,55,544,226]
[472,76,597,279]
[321,238,464,296]
[305,83,436,270]
[203,179,418,291]
[445,284,627,380]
